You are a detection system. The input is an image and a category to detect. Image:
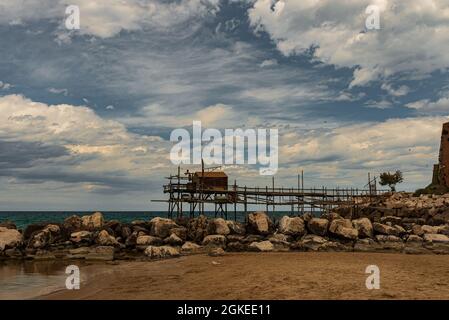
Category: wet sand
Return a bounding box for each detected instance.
[38,252,449,300]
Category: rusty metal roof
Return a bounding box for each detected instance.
[194,171,228,178]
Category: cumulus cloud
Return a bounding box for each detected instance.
[247,0,449,87]
[0,94,170,192]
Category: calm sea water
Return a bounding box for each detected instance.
[0,211,292,229]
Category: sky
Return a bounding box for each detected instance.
[1,0,449,210]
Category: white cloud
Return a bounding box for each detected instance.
[277,116,448,189]
[0,81,12,90]
[406,91,449,113]
[381,83,410,97]
[0,0,220,38]
[260,59,278,68]
[0,94,170,190]
[247,0,449,87]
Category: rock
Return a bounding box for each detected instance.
[354,238,381,252]
[149,217,178,239]
[136,235,163,246]
[23,223,48,240]
[307,218,329,236]
[278,216,306,237]
[267,234,291,251]
[321,212,342,221]
[380,216,402,225]
[4,248,23,258]
[226,220,246,235]
[268,233,292,243]
[352,218,373,238]
[226,234,245,242]
[249,240,274,252]
[164,233,184,246]
[227,241,247,252]
[144,245,180,259]
[181,242,203,253]
[373,222,401,236]
[70,231,93,244]
[67,247,90,259]
[411,225,424,236]
[170,227,187,241]
[63,215,83,233]
[319,241,353,252]
[293,235,327,251]
[208,247,225,257]
[329,219,358,240]
[0,227,22,251]
[202,235,226,248]
[406,235,423,243]
[207,218,230,235]
[187,215,208,242]
[246,212,273,235]
[0,221,16,230]
[375,235,404,251]
[96,230,118,246]
[81,212,104,230]
[28,224,63,249]
[423,233,449,243]
[241,235,265,243]
[301,213,313,223]
[119,225,132,239]
[421,225,440,234]
[86,246,115,261]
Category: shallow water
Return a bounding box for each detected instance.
[0,260,86,300]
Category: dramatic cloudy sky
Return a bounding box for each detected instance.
[1,0,449,210]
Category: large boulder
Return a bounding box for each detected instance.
[164,233,184,246]
[307,218,329,236]
[149,217,178,238]
[202,235,226,248]
[0,227,22,252]
[373,222,401,236]
[63,215,83,233]
[352,218,373,238]
[329,219,358,240]
[170,226,187,241]
[70,231,93,244]
[423,233,449,243]
[136,235,163,246]
[246,212,273,235]
[181,241,203,253]
[81,212,104,230]
[207,218,230,235]
[249,240,274,252]
[187,215,208,242]
[28,224,64,249]
[293,235,327,251]
[144,245,180,259]
[96,230,118,246]
[226,220,246,235]
[278,216,306,237]
[375,235,404,252]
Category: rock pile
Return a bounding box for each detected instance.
[2,193,449,261]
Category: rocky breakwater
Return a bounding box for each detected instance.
[3,205,449,261]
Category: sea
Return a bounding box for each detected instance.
[0,211,293,229]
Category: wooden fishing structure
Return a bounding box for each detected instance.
[152,163,388,220]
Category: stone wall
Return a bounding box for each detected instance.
[2,195,449,261]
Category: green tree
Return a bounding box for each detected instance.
[379,170,404,192]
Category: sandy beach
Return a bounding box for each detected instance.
[37,252,449,300]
